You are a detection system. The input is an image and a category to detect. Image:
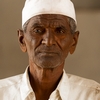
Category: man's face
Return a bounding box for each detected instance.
[19,14,79,69]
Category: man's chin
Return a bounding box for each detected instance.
[34,55,64,69]
[35,60,63,69]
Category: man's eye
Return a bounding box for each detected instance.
[33,28,45,34]
[55,27,65,34]
[34,29,41,33]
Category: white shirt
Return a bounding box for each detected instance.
[0,67,100,100]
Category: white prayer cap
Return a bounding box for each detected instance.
[22,0,77,27]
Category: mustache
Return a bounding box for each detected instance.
[35,45,61,53]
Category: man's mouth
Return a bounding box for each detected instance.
[38,51,58,56]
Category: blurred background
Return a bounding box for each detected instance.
[0,0,100,82]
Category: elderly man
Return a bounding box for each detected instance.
[0,0,100,100]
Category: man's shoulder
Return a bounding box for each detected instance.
[0,74,23,89]
[67,73,100,90]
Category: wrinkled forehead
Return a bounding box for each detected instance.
[27,14,70,28]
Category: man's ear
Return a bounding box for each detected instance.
[17,29,27,52]
[69,31,79,54]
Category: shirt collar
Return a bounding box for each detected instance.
[20,66,33,100]
[56,70,70,100]
[20,67,70,100]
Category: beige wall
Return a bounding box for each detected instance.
[0,0,100,83]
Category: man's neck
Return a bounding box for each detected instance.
[28,63,64,100]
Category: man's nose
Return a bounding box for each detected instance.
[42,29,56,46]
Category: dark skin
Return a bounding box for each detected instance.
[18,14,79,100]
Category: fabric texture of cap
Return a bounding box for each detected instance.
[22,0,77,27]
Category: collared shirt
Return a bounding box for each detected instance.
[0,67,100,100]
